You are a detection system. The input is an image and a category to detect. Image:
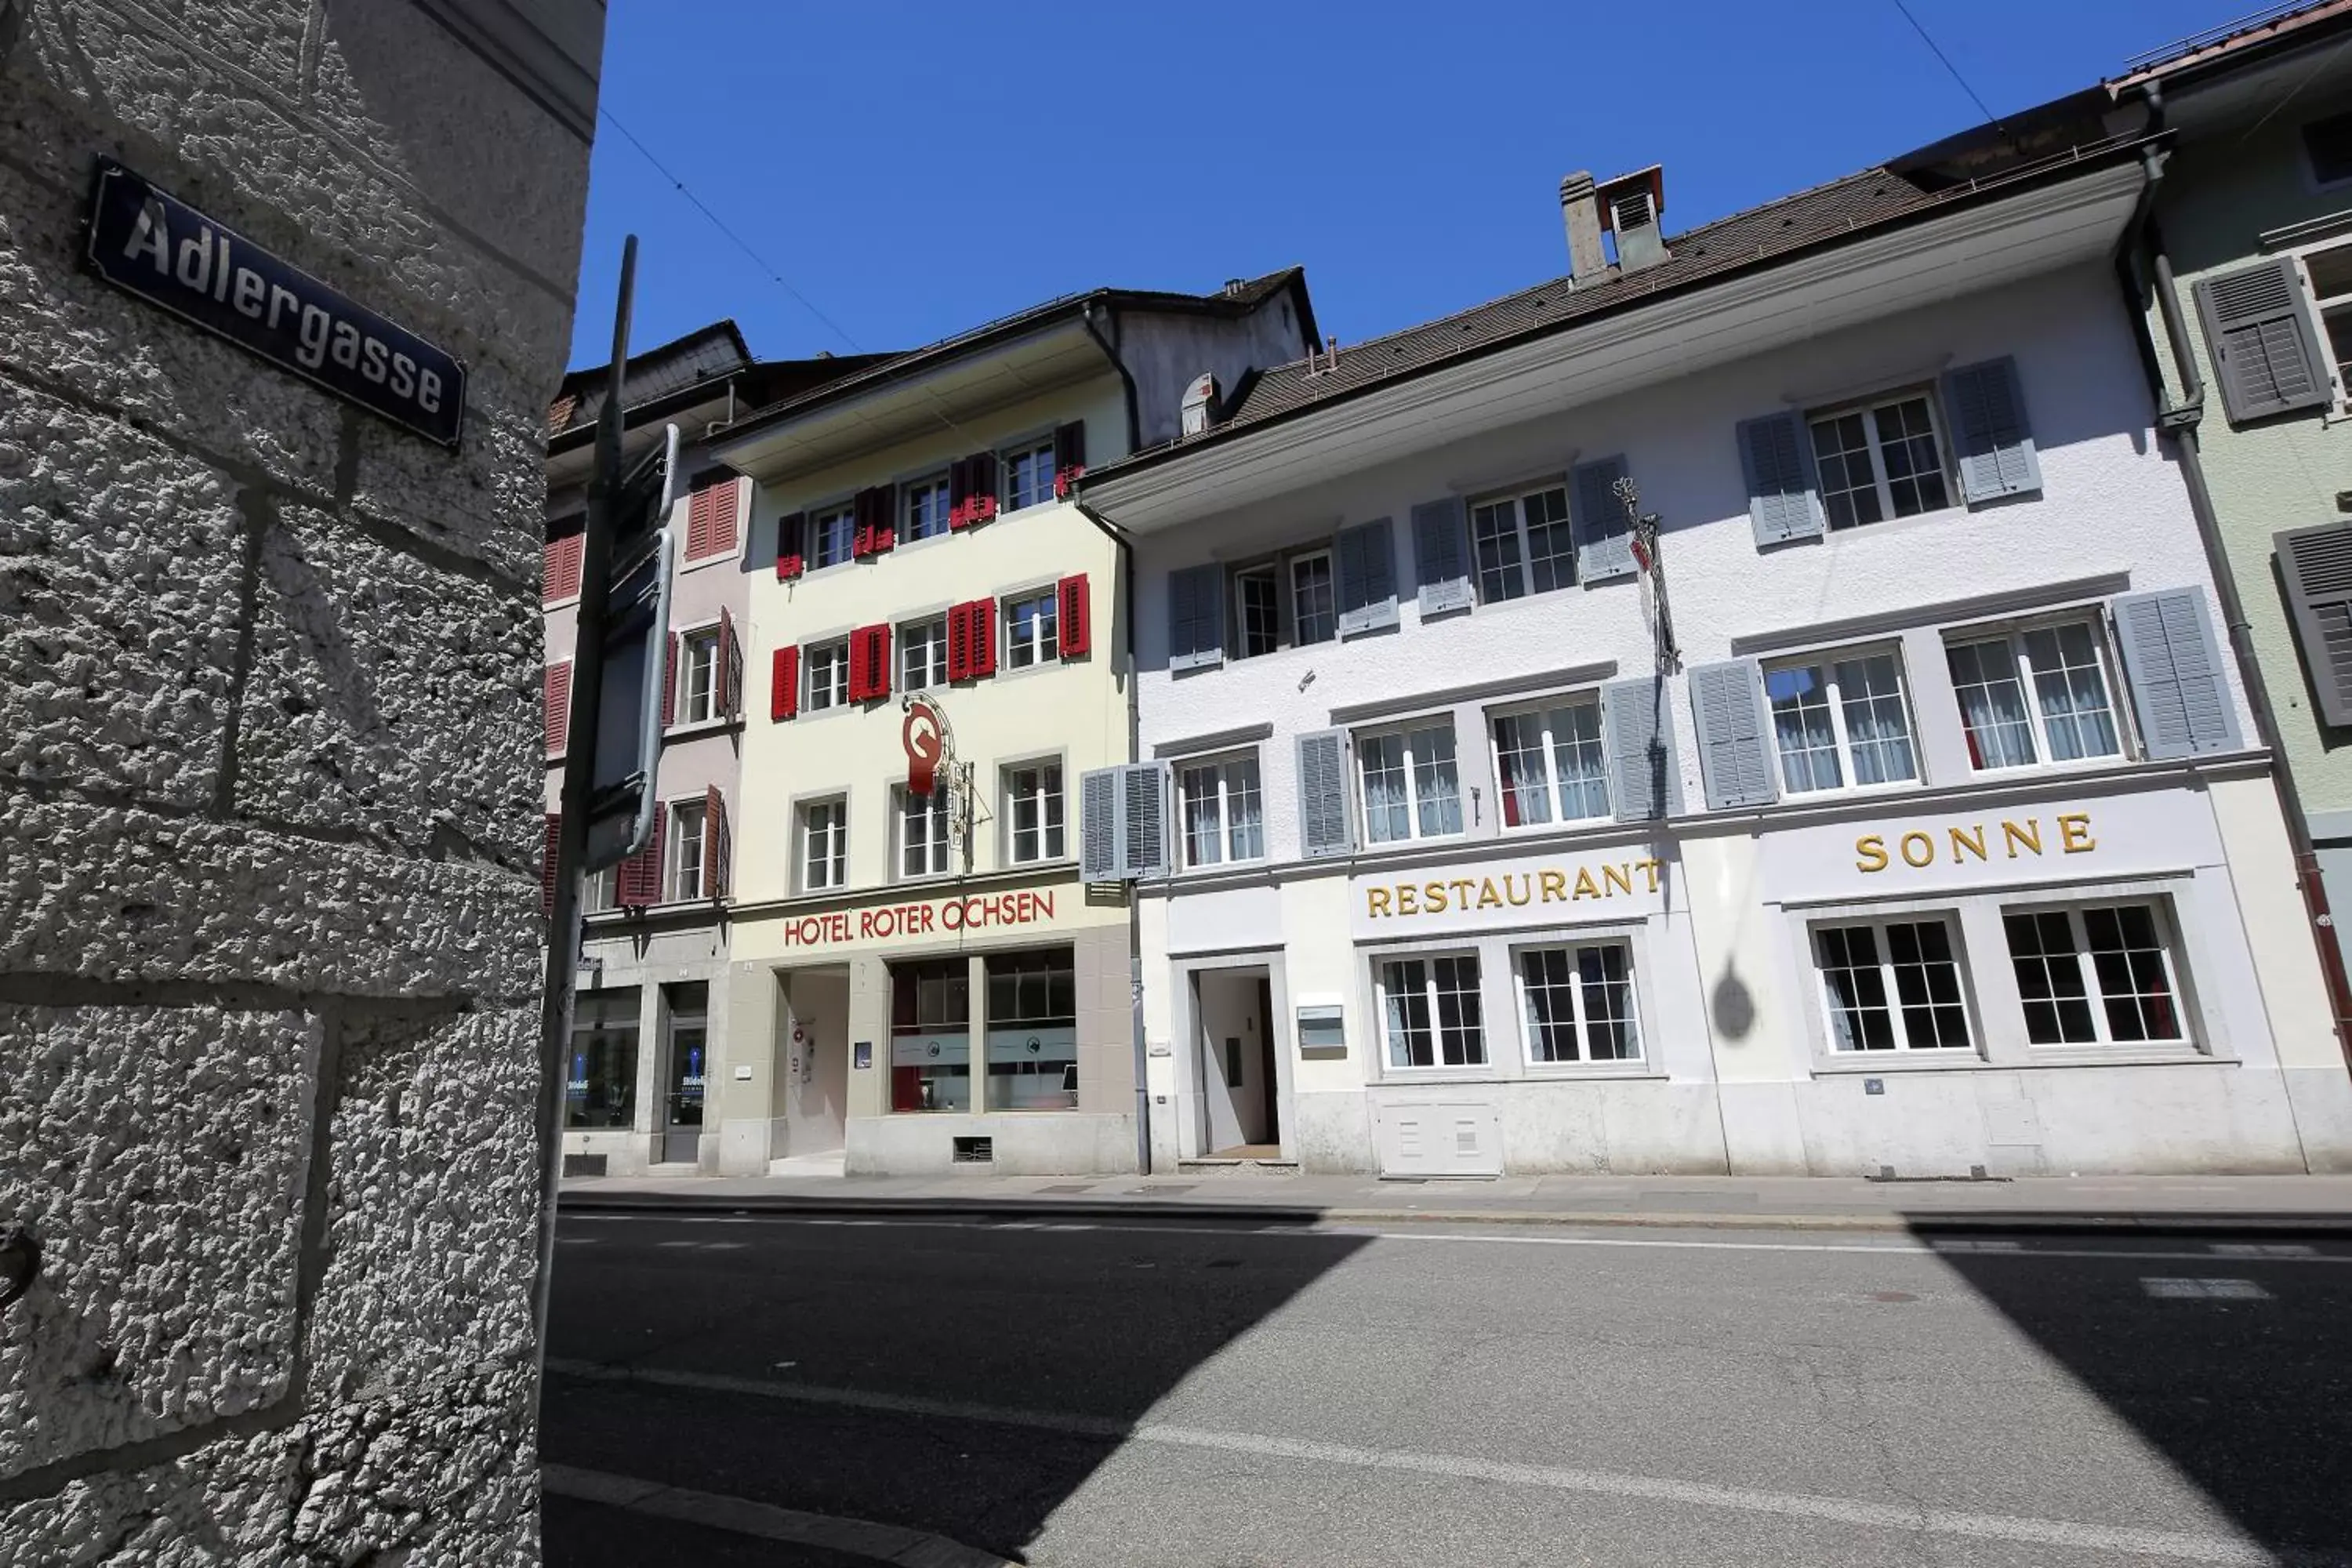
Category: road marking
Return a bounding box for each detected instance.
[2142,1277,2272,1300]
[2212,1243,2316,1258]
[543,1359,2332,1566]
[558,1210,2352,1265]
[542,1462,1011,1568]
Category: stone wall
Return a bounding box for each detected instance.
[0,2,601,1561]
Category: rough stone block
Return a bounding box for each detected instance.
[240,503,541,867]
[0,1006,314,1481]
[0,383,245,808]
[0,791,542,1000]
[0,1425,306,1566]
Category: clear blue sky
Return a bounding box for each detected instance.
[568,0,2245,373]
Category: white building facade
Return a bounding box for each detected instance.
[1083,150,2352,1177]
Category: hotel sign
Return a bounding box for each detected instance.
[84,158,466,447]
[776,887,1059,949]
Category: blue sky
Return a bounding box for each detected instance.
[569,0,2243,372]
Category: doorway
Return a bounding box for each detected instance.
[1196,967,1279,1158]
[659,981,708,1165]
[781,965,850,1163]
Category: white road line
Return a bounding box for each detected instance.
[559,1210,2352,1265]
[2142,1277,2273,1300]
[543,1359,2336,1566]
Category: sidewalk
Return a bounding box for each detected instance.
[557,1168,2352,1235]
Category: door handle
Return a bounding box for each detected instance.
[0,1224,39,1312]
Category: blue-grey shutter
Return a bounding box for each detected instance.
[1940,358,2042,503]
[1602,676,1679,822]
[2277,522,2352,728]
[1080,765,1123,880]
[2112,587,2241,760]
[1410,498,1474,618]
[1737,412,1824,546]
[1168,563,1225,671]
[1571,455,1635,583]
[1296,728,1354,858]
[1335,517,1399,637]
[1122,761,1172,878]
[2194,258,2333,426]
[1687,659,1778,811]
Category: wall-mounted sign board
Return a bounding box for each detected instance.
[83,158,467,448]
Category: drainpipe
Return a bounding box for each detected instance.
[1081,300,1144,455]
[1073,494,1153,1172]
[2115,89,2352,1069]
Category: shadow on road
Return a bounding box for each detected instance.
[1905,1216,2352,1558]
[541,1210,1370,1562]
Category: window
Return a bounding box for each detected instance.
[1471,483,1575,602]
[903,473,952,543]
[1808,393,1950,530]
[805,638,850,713]
[2300,241,2352,397]
[891,957,969,1112]
[902,617,948,691]
[670,800,707,902]
[1764,649,1918,794]
[1517,942,1639,1062]
[1946,620,2125,771]
[1491,698,1610,828]
[1379,954,1485,1068]
[1178,753,1264,868]
[1224,546,1336,660]
[1003,438,1057,512]
[898,786,953,879]
[1291,551,1336,645]
[565,988,638,1129]
[1235,565,1281,657]
[676,628,721,724]
[1357,721,1463,844]
[585,862,618,915]
[810,503,856,569]
[800,797,847,892]
[2003,902,2187,1047]
[1003,762,1065,864]
[2304,109,2352,188]
[1811,917,1972,1052]
[984,949,1077,1109]
[1005,591,1059,669]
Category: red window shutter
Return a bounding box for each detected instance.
[967,597,998,679]
[967,452,999,525]
[703,783,726,899]
[772,645,800,721]
[720,607,743,720]
[684,485,713,561]
[847,623,873,702]
[776,512,806,579]
[622,809,667,907]
[1053,421,1087,498]
[541,813,561,916]
[1057,574,1091,659]
[661,632,679,728]
[851,486,895,557]
[545,661,573,754]
[948,458,973,530]
[866,623,893,701]
[543,532,583,603]
[946,602,972,681]
[707,477,740,559]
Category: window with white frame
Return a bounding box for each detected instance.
[1807,391,1951,531]
[901,617,949,691]
[2002,902,2188,1047]
[1005,591,1059,669]
[1178,752,1264,868]
[1225,544,1337,659]
[671,800,707,902]
[805,637,850,712]
[1378,953,1485,1068]
[1764,648,1918,794]
[1516,942,1639,1062]
[677,627,721,724]
[1470,483,1575,602]
[810,503,856,568]
[903,473,952,543]
[1945,619,2125,771]
[800,797,847,892]
[1356,720,1463,844]
[1002,438,1057,512]
[2298,241,2352,397]
[585,862,618,914]
[1002,761,1065,864]
[898,786,953,879]
[1491,696,1610,829]
[1810,916,1972,1052]
[1290,551,1336,645]
[1233,564,1281,657]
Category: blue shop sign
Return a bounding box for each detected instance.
[84,158,466,448]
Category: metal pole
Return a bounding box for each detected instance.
[532,235,637,1394]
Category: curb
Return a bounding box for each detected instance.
[556,1192,2352,1239]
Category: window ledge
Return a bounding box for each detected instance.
[664,716,741,741]
[1813,1048,2226,1075]
[679,550,738,573]
[1520,1062,1665,1082]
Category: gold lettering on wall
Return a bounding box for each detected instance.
[2058,812,2096,853]
[1362,857,1667,920]
[2004,819,2042,858]
[1854,813,2097,874]
[1855,834,1889,873]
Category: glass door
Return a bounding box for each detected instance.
[661,982,708,1163]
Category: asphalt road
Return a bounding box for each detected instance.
[539,1210,2352,1567]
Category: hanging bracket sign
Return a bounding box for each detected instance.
[82,158,467,448]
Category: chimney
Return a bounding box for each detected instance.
[1597,166,1668,274]
[1560,171,1608,285]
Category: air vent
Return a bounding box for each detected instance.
[953,1136,995,1163]
[561,1153,608,1178]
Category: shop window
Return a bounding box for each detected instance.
[903,472,952,543]
[898,786,953,879]
[1003,437,1058,512]
[1179,752,1265,869]
[811,503,856,569]
[1946,619,2125,771]
[1356,719,1463,845]
[1005,590,1060,669]
[565,988,638,1129]
[806,638,850,713]
[1515,942,1639,1062]
[1810,916,1972,1052]
[1378,953,1485,1068]
[985,948,1078,1110]
[902,616,949,691]
[1807,390,1951,530]
[1763,647,1918,795]
[2002,902,2188,1047]
[1490,696,1610,829]
[800,797,847,891]
[1470,481,1575,603]
[891,957,970,1112]
[677,627,721,724]
[670,800,706,902]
